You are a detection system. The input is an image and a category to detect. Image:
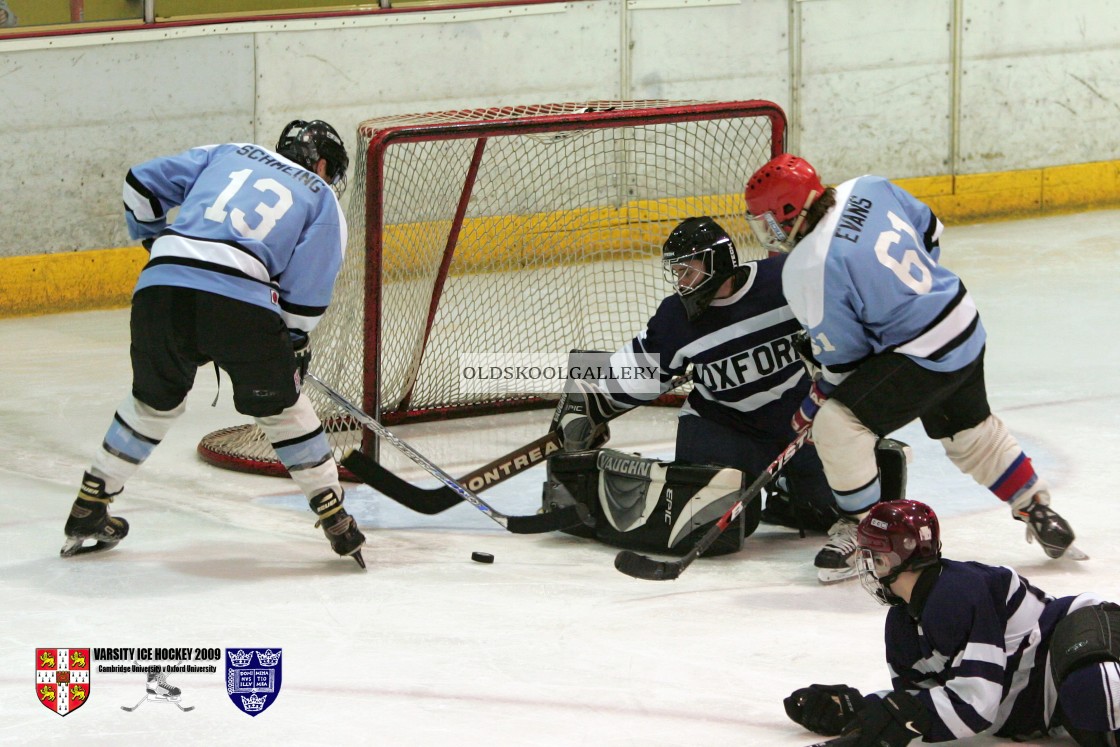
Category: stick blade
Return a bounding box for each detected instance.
[341,450,462,515]
[614,550,683,580]
[505,503,589,534]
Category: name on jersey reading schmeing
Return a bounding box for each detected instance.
[236,145,325,193]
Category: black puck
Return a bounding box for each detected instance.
[471,551,494,564]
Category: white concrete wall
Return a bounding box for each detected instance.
[1,0,1119,257]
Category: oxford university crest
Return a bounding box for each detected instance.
[225,648,282,716]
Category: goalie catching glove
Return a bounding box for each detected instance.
[550,378,632,452]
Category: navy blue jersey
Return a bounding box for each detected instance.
[879,559,1106,741]
[783,177,986,388]
[122,143,347,335]
[604,255,808,441]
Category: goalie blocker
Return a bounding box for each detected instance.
[542,449,758,557]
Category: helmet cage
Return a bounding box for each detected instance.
[745,191,820,254]
[276,119,350,196]
[660,217,738,322]
[662,247,717,297]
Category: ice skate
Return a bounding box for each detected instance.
[815,516,860,583]
[310,488,367,568]
[1014,494,1087,561]
[60,472,129,557]
[121,669,193,712]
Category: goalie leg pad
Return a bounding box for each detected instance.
[875,437,912,503]
[543,450,748,556]
[541,450,601,539]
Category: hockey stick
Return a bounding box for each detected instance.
[307,373,589,534]
[342,433,558,515]
[342,373,693,515]
[614,428,812,580]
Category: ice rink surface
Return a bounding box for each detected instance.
[2,209,1119,746]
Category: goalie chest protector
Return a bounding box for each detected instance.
[542,449,747,556]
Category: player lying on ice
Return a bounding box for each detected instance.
[784,499,1119,747]
[743,154,1081,576]
[546,216,906,580]
[60,119,366,567]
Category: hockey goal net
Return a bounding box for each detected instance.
[198,99,786,476]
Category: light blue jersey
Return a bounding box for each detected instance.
[782,176,985,389]
[122,143,347,334]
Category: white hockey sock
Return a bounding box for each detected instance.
[90,395,185,494]
[940,414,1049,510]
[255,392,342,501]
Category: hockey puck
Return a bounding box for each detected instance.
[471,551,494,564]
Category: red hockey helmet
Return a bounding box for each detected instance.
[744,154,825,253]
[855,500,942,605]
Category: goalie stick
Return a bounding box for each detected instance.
[307,373,589,535]
[342,373,693,515]
[614,428,812,580]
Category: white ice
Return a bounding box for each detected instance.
[2,210,1119,746]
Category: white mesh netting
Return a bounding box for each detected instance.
[198,99,785,475]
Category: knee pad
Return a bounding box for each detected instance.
[811,399,879,493]
[542,449,751,556]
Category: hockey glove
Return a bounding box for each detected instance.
[792,381,830,436]
[784,684,865,736]
[841,690,929,747]
[291,330,312,386]
[550,379,628,452]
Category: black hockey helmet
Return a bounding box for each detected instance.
[661,217,739,322]
[276,119,350,195]
[856,499,942,606]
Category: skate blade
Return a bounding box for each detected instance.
[60,537,120,558]
[817,567,858,584]
[1053,543,1089,561]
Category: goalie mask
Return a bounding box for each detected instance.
[276,119,350,196]
[661,217,739,322]
[856,499,941,606]
[744,154,824,253]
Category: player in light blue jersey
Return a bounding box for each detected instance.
[784,500,1119,747]
[744,154,1078,577]
[61,119,366,568]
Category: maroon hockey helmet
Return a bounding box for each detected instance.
[855,499,942,606]
[744,154,825,253]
